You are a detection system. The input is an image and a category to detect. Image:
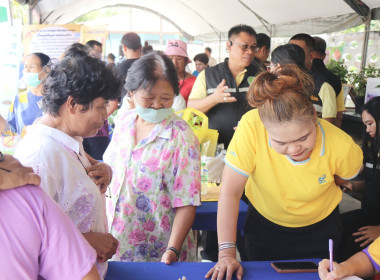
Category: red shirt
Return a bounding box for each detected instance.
[179,75,196,104]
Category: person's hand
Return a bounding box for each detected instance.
[205,256,243,280]
[161,249,178,265]
[340,181,353,192]
[353,225,380,247]
[318,259,347,280]
[212,79,236,104]
[86,163,112,194]
[0,154,41,190]
[83,232,119,263]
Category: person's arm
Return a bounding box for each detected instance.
[188,79,236,113]
[82,265,101,280]
[205,165,248,280]
[318,252,376,280]
[82,232,119,263]
[0,154,41,190]
[340,180,365,193]
[161,205,196,264]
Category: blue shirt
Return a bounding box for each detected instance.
[4,90,43,136]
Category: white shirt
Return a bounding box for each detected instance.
[14,124,108,278]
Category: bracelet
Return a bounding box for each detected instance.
[0,151,4,162]
[218,242,236,252]
[166,247,180,260]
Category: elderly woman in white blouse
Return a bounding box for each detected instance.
[15,54,120,279]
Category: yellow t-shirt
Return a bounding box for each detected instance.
[225,109,363,227]
[319,82,337,118]
[336,87,345,112]
[365,237,380,270]
[188,68,247,99]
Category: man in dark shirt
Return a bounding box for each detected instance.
[114,32,142,99]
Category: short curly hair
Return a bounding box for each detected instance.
[42,55,121,116]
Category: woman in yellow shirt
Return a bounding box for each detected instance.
[206,66,363,280]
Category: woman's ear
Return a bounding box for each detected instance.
[65,96,77,114]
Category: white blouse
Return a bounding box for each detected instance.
[14,124,108,278]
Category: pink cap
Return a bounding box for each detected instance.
[165,39,191,63]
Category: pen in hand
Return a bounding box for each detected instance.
[329,239,333,272]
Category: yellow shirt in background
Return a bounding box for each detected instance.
[188,68,247,99]
[225,109,363,227]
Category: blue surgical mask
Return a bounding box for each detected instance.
[135,103,173,123]
[23,71,42,88]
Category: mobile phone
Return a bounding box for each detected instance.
[271,261,318,273]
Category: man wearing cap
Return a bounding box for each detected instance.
[165,39,196,104]
[188,24,259,262]
[188,24,259,148]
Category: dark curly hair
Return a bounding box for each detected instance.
[125,51,179,96]
[63,43,91,58]
[42,55,121,116]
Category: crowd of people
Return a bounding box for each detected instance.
[1,23,379,280]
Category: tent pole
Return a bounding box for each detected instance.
[218,32,222,63]
[360,12,371,70]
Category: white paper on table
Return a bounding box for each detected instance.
[341,276,362,280]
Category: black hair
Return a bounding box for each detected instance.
[142,41,153,55]
[86,40,103,48]
[205,47,212,53]
[107,53,116,60]
[193,53,209,64]
[271,43,306,70]
[256,33,271,50]
[125,51,179,96]
[28,52,50,67]
[121,32,142,51]
[313,36,327,56]
[63,43,90,58]
[362,96,380,173]
[228,24,257,40]
[42,55,121,116]
[289,33,315,52]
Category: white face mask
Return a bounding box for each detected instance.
[135,103,173,123]
[23,71,42,88]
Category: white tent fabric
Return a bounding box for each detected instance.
[35,0,380,40]
[35,0,380,41]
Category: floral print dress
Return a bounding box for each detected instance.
[103,109,201,262]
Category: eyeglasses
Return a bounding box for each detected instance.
[230,41,259,52]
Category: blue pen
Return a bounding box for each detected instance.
[329,239,333,271]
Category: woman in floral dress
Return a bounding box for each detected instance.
[104,51,201,263]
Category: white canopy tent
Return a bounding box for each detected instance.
[20,0,380,67]
[27,0,380,40]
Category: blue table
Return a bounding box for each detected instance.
[105,259,321,280]
[192,200,248,231]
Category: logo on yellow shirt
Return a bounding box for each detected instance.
[318,174,327,184]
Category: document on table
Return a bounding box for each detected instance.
[342,276,362,280]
